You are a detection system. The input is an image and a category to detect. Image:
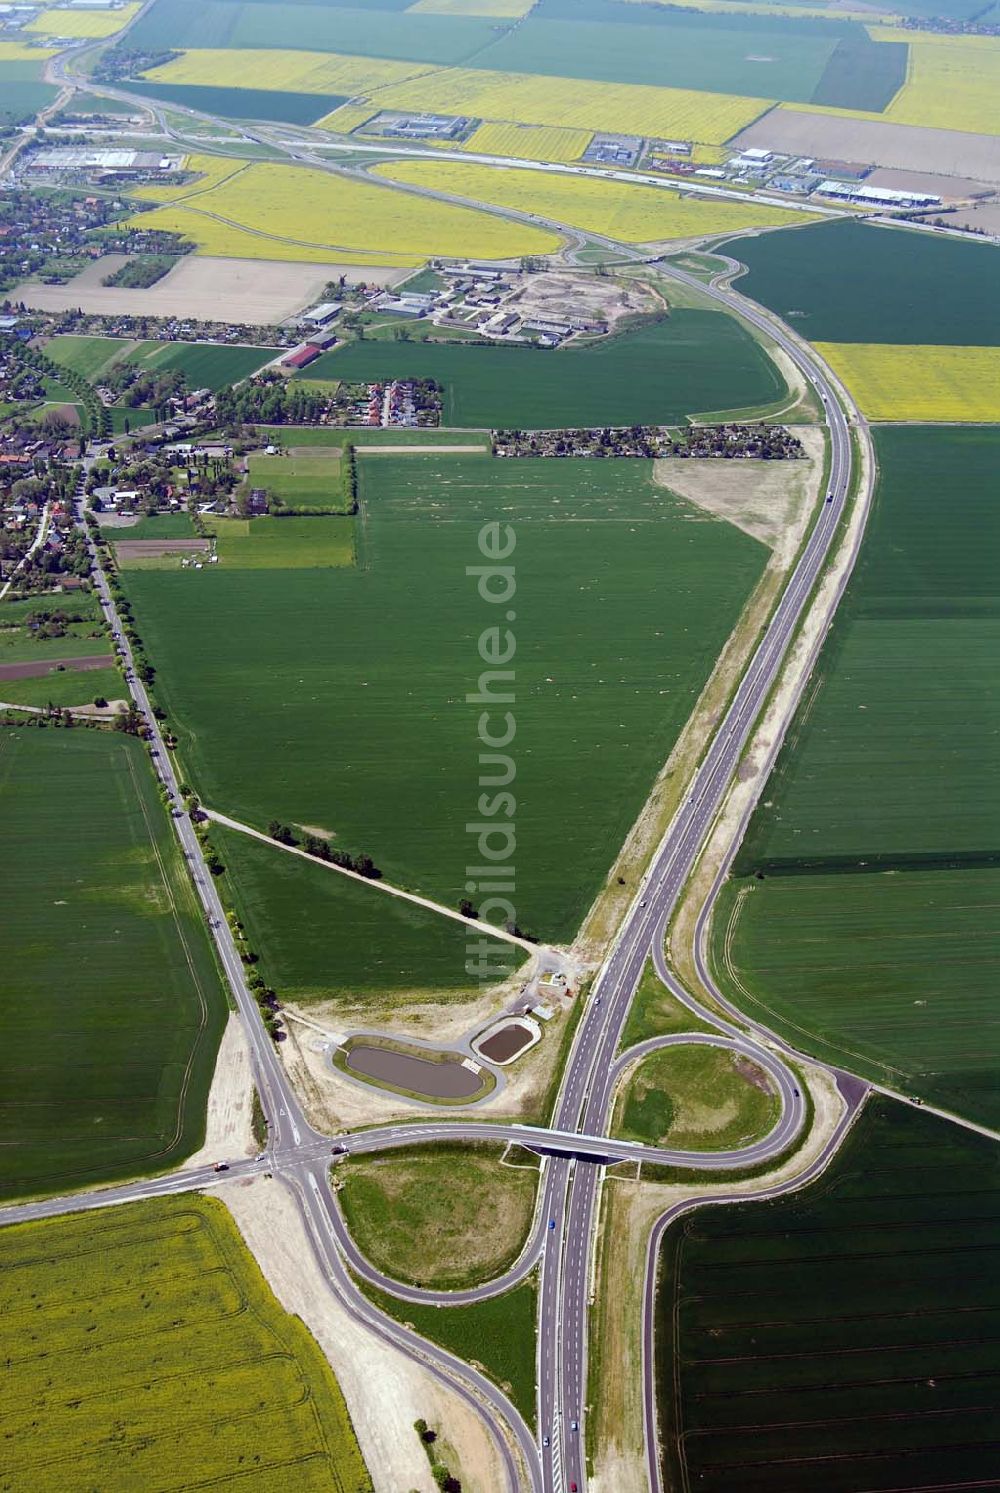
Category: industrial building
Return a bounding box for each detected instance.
[584,133,642,168]
[24,147,184,179]
[816,179,942,208]
[365,111,471,141]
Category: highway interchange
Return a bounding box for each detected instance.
[3,31,883,1491]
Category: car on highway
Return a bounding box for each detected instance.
[542,1434,550,1447]
[212,1162,228,1173]
[549,1218,556,1230]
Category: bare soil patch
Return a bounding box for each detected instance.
[184,1013,256,1168]
[937,200,1000,235]
[654,423,824,564]
[60,252,131,287]
[12,256,408,324]
[505,268,659,330]
[865,166,995,199]
[114,538,209,559]
[221,1175,505,1493]
[0,654,114,681]
[734,109,1000,184]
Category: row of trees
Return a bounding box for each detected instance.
[267,820,381,879]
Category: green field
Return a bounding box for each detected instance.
[45,335,273,392]
[211,822,510,1001]
[615,1043,779,1150]
[125,340,275,391]
[658,1097,1000,1493]
[473,3,905,111]
[115,516,356,570]
[46,335,136,381]
[735,428,1000,871]
[300,311,787,429]
[728,219,1000,346]
[0,76,57,127]
[0,667,122,710]
[338,1143,538,1289]
[0,1197,372,1490]
[367,1275,537,1426]
[715,427,1000,1126]
[103,512,197,539]
[210,515,355,568]
[716,867,1000,1123]
[123,455,767,944]
[0,628,109,664]
[0,728,226,1200]
[129,0,498,61]
[248,452,350,511]
[124,79,343,124]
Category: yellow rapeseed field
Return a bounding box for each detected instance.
[876,33,1000,136]
[142,47,421,94]
[131,152,248,203]
[26,2,139,38]
[815,343,1000,422]
[146,49,768,144]
[130,160,561,264]
[0,40,55,60]
[376,66,769,144]
[408,0,534,14]
[127,203,419,263]
[319,101,379,134]
[376,159,814,244]
[464,121,591,162]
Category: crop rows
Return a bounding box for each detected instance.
[0,1198,371,1491]
[658,1098,1000,1492]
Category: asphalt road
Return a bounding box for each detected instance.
[0,87,874,1478]
[536,259,865,1493]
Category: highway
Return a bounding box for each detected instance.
[535,256,868,1493]
[4,41,878,1480]
[49,240,868,1493]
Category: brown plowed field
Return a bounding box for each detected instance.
[734,109,1000,184]
[114,538,210,559]
[0,654,114,680]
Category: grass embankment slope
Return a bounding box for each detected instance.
[124,451,768,952]
[0,1196,371,1490]
[338,1142,538,1289]
[713,426,1000,1127]
[614,1044,779,1150]
[0,728,226,1200]
[366,1275,537,1426]
[658,1097,1000,1492]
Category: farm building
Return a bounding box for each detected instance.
[302,302,342,327]
[282,346,320,371]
